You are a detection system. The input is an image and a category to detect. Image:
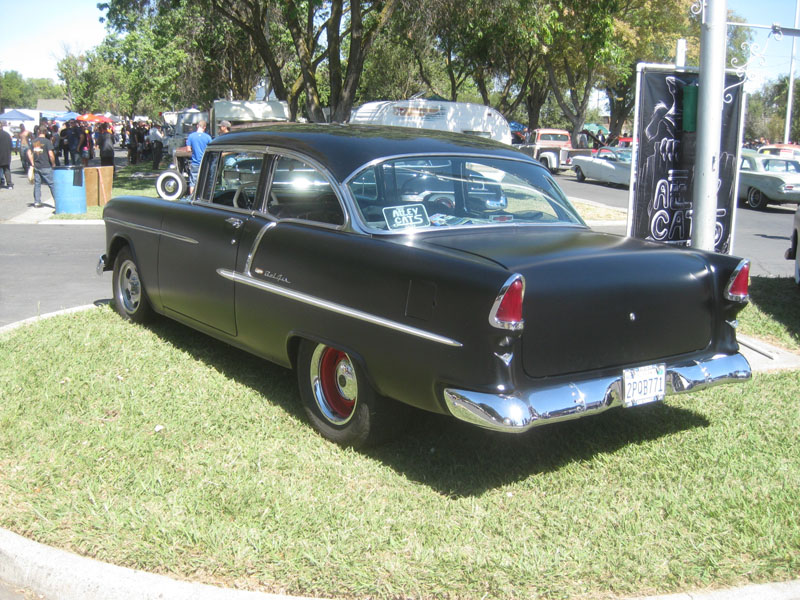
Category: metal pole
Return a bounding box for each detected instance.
[784,0,800,144]
[691,0,728,252]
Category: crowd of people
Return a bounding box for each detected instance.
[121,121,166,170]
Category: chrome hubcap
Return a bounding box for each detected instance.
[310,344,357,425]
[118,259,141,314]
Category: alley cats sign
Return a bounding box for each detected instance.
[628,65,745,254]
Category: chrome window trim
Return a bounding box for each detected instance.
[217,268,462,348]
[342,153,586,236]
[192,148,267,215]
[104,217,199,244]
[260,147,351,230]
[342,151,541,184]
[244,221,277,274]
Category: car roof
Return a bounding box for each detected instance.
[209,123,534,181]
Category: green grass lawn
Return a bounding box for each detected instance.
[0,276,799,599]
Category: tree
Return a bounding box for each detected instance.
[0,71,27,111]
[541,0,621,139]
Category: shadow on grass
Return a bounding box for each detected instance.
[368,404,708,497]
[140,312,709,497]
[749,276,800,337]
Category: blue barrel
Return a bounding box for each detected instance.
[53,166,86,214]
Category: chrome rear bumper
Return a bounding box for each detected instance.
[443,352,751,433]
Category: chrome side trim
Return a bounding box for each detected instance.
[217,268,462,348]
[244,221,277,274]
[444,352,752,432]
[105,217,199,245]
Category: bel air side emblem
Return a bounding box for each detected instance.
[254,268,290,284]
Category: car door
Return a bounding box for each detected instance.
[158,149,266,336]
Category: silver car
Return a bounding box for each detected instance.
[572,147,632,186]
[738,150,800,210]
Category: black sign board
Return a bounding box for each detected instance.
[627,67,744,253]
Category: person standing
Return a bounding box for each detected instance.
[67,121,81,166]
[27,127,56,208]
[0,122,13,189]
[18,123,31,173]
[97,123,116,170]
[218,120,231,135]
[149,122,164,170]
[79,123,92,167]
[180,120,211,195]
[60,124,70,165]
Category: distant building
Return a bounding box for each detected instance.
[36,99,69,112]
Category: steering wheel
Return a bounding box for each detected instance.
[232,184,252,209]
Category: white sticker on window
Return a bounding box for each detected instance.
[382,204,431,230]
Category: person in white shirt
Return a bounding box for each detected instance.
[149,123,164,170]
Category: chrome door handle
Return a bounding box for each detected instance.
[225,217,244,229]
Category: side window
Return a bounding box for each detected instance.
[207,151,264,210]
[196,151,220,202]
[739,157,752,171]
[266,156,344,226]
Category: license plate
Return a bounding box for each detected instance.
[623,364,666,407]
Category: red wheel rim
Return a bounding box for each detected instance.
[318,347,356,420]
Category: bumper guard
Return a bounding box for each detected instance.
[443,352,751,433]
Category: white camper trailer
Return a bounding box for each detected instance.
[349,99,512,145]
[210,100,290,136]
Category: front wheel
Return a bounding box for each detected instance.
[112,246,154,323]
[296,340,408,447]
[574,166,586,182]
[746,187,768,210]
[156,169,187,201]
[794,234,800,287]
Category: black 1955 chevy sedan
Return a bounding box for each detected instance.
[98,124,752,447]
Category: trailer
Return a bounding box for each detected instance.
[349,99,512,145]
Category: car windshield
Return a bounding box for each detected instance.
[615,149,633,163]
[347,156,584,233]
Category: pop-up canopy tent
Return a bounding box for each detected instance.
[0,109,35,121]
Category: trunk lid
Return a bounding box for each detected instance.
[420,227,715,377]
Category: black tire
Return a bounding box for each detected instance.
[794,233,800,287]
[156,170,187,201]
[296,340,409,447]
[112,246,154,323]
[746,187,768,210]
[574,166,585,182]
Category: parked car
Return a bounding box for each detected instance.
[738,149,800,210]
[571,146,633,186]
[98,124,752,447]
[517,128,592,173]
[786,205,800,285]
[757,143,800,159]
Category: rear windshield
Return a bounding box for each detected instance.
[347,156,584,233]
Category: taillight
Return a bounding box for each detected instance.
[724,260,750,302]
[489,274,525,330]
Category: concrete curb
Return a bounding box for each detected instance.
[624,579,800,600]
[0,304,103,336]
[0,529,320,600]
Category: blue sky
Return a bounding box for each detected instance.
[728,0,800,88]
[0,0,107,81]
